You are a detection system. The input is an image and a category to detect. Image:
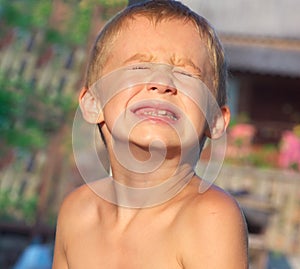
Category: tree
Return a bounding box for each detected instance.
[0,0,127,226]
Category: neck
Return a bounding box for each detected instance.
[103,139,199,208]
[111,163,194,208]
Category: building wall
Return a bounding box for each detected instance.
[227,72,300,143]
[182,0,300,39]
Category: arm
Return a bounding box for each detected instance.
[52,199,70,269]
[181,188,248,269]
[52,184,96,269]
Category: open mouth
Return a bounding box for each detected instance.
[131,101,180,123]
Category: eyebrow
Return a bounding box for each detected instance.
[123,53,155,64]
[170,55,203,77]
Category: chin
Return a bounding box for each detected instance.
[130,125,181,146]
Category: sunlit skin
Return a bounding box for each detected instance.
[52,16,248,269]
[96,18,219,187]
[101,17,212,151]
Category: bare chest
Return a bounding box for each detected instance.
[66,222,183,269]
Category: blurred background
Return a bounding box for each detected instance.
[0,0,299,268]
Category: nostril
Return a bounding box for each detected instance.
[147,84,177,94]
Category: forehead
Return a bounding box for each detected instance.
[117,16,204,56]
[103,16,211,77]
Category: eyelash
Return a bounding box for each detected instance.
[174,69,201,79]
[131,66,150,70]
[129,65,199,79]
[174,70,193,77]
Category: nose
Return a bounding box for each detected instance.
[147,83,177,95]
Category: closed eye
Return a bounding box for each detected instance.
[129,63,152,70]
[174,70,193,77]
[131,66,150,70]
[173,69,200,79]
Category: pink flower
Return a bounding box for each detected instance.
[278,130,300,171]
[229,124,256,148]
[230,124,256,140]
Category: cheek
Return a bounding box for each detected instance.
[102,87,141,129]
[189,105,207,133]
[180,94,207,132]
[103,96,126,130]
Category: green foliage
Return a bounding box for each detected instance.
[0,0,126,225]
[30,1,52,28]
[81,0,127,8]
[0,73,76,152]
[1,0,127,46]
[226,143,279,169]
[44,28,65,45]
[0,0,52,30]
[66,0,127,44]
[67,5,92,46]
[247,144,278,168]
[0,189,38,224]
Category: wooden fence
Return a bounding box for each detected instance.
[0,28,86,224]
[0,29,86,94]
[216,164,300,256]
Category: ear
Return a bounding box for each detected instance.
[79,87,103,124]
[205,106,230,139]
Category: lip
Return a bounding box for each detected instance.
[130,100,182,124]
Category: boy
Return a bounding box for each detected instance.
[52,1,248,268]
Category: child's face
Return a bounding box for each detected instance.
[97,16,215,150]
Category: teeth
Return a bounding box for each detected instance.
[158,110,167,116]
[142,109,177,120]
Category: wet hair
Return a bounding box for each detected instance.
[84,0,227,106]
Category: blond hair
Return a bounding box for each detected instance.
[85,0,227,106]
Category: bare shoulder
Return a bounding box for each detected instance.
[56,183,103,233]
[193,183,244,219]
[52,184,97,269]
[177,178,246,221]
[176,178,249,268]
[59,184,98,215]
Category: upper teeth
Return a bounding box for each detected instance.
[142,110,177,120]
